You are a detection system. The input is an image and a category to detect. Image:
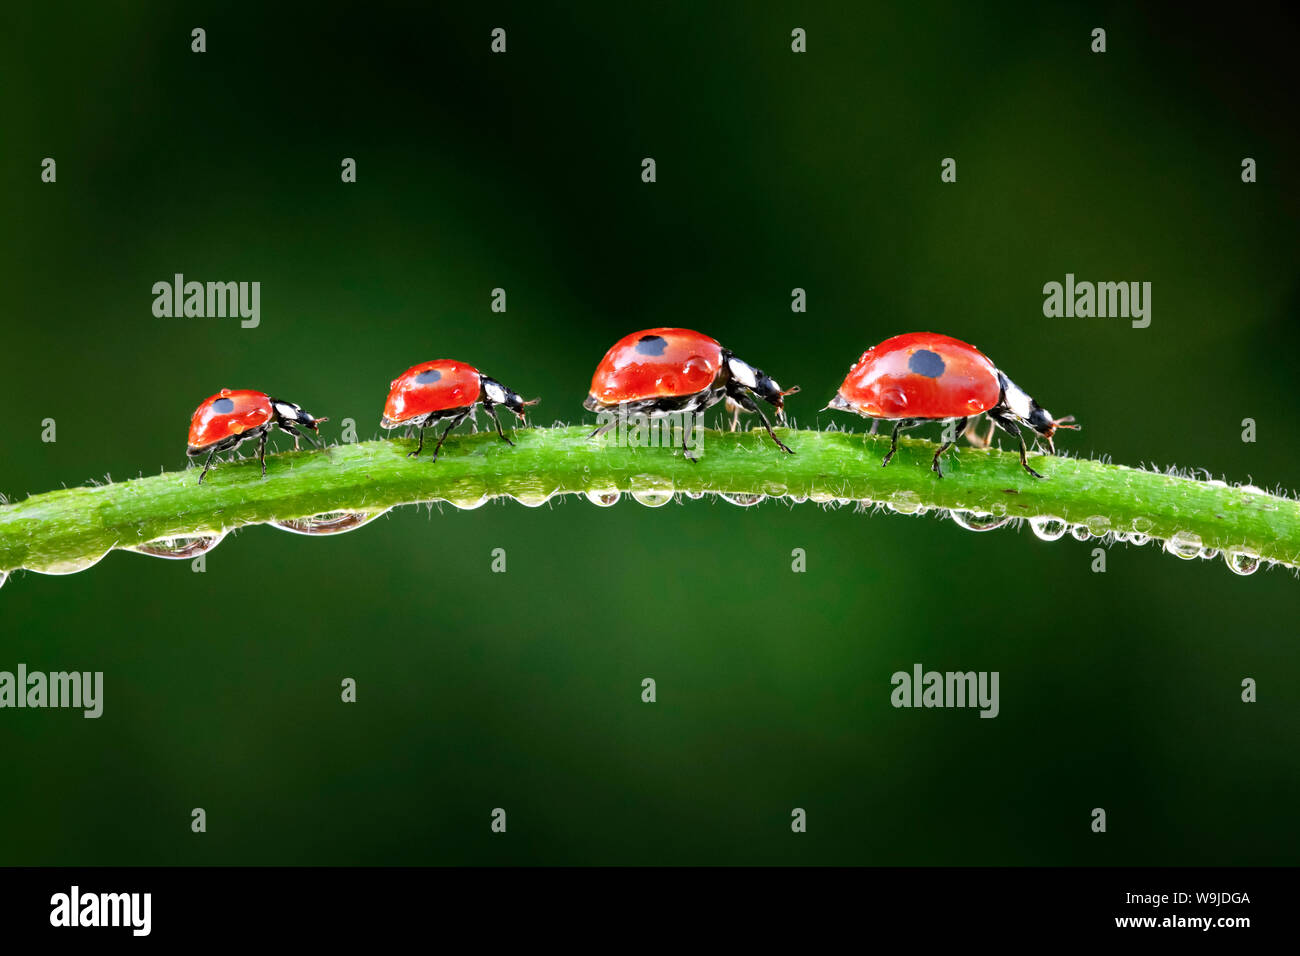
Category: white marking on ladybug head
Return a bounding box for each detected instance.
[727,356,758,390]
[484,381,507,405]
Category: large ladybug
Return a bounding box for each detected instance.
[584,327,799,455]
[826,332,1078,478]
[188,388,327,483]
[381,359,537,461]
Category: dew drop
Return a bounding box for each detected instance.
[0,570,7,590]
[631,490,674,508]
[628,474,674,508]
[886,491,923,515]
[585,489,621,507]
[1028,515,1068,541]
[511,491,556,508]
[1085,515,1111,536]
[949,511,1012,532]
[26,548,114,575]
[685,490,706,500]
[1224,550,1260,576]
[721,493,766,507]
[1070,524,1091,542]
[1163,531,1203,560]
[447,495,489,511]
[1127,532,1150,546]
[271,511,387,536]
[1131,516,1154,535]
[128,529,229,556]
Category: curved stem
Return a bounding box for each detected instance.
[0,426,1295,576]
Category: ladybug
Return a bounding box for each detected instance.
[188,388,327,483]
[584,327,799,456]
[381,359,537,461]
[826,332,1078,478]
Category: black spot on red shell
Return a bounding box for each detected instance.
[212,397,235,414]
[635,335,667,356]
[414,368,443,385]
[908,349,946,378]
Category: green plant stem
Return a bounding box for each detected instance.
[0,426,1296,575]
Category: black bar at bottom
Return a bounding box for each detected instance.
[0,866,1281,942]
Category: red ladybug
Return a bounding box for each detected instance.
[381,359,537,461]
[188,388,327,483]
[826,332,1078,478]
[584,327,799,455]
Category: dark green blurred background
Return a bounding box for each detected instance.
[2,1,1297,865]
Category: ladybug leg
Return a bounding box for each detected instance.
[485,403,515,447]
[429,410,471,463]
[881,419,916,467]
[868,419,880,436]
[278,422,321,451]
[931,417,968,478]
[257,431,268,478]
[988,410,1045,479]
[409,417,430,458]
[589,418,618,440]
[962,416,994,449]
[197,449,218,484]
[729,388,794,454]
[681,427,700,463]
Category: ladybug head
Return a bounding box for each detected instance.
[726,355,799,416]
[1027,407,1079,454]
[271,399,328,441]
[482,376,539,421]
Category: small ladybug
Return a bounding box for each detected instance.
[188,389,327,483]
[584,327,799,456]
[826,332,1078,478]
[381,359,537,461]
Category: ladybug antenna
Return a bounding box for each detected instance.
[1043,415,1079,455]
[510,396,539,421]
[781,385,801,397]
